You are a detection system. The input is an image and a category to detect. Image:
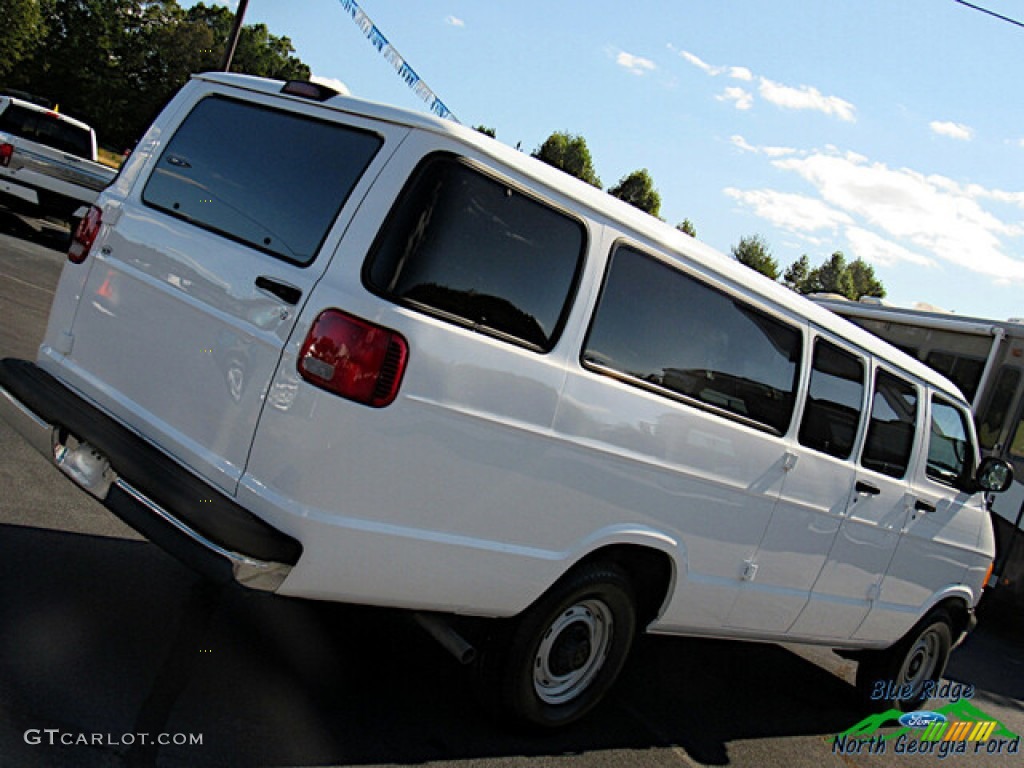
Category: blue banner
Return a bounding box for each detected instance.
[336,0,458,123]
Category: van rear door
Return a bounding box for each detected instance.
[49,84,405,494]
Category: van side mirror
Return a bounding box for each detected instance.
[974,457,1014,494]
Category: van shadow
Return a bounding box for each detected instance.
[0,523,870,767]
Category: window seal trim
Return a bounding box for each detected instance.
[582,359,784,437]
[579,239,800,436]
[796,334,868,461]
[925,393,977,491]
[361,150,589,355]
[858,364,920,480]
[141,94,385,268]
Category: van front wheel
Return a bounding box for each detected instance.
[855,609,953,711]
[492,563,636,728]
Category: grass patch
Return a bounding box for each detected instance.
[97,148,125,170]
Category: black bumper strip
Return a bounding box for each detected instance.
[0,357,302,566]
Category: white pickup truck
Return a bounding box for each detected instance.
[0,95,117,229]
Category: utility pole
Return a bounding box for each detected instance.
[220,0,251,72]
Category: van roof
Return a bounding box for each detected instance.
[193,72,965,404]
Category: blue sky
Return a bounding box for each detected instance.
[198,1,1024,320]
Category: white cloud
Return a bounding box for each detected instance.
[717,87,753,110]
[679,50,718,75]
[930,121,973,140]
[445,15,465,27]
[758,78,856,122]
[310,74,350,96]
[730,148,1024,281]
[724,187,854,233]
[676,48,855,122]
[729,135,796,157]
[730,135,759,153]
[844,227,935,268]
[617,51,657,76]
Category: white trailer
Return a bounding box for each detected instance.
[814,297,1024,608]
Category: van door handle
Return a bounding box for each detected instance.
[855,481,881,496]
[255,276,302,305]
[914,499,937,514]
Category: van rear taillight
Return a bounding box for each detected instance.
[298,309,408,408]
[0,143,12,167]
[68,205,102,264]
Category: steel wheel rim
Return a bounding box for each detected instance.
[533,599,614,705]
[899,627,942,698]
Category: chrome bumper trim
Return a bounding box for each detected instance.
[114,478,292,592]
[0,381,292,593]
[0,383,55,457]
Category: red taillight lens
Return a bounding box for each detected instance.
[297,309,408,408]
[0,143,13,167]
[68,205,103,264]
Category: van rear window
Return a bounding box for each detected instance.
[0,104,92,158]
[365,154,586,352]
[583,245,802,435]
[143,96,382,266]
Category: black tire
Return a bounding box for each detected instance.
[855,609,954,711]
[482,562,637,729]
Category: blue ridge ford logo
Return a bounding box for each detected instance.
[899,711,948,729]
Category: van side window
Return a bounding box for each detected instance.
[582,245,802,434]
[365,154,585,352]
[927,397,976,488]
[798,339,865,459]
[143,96,382,266]
[861,370,918,478]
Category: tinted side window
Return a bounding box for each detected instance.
[862,370,918,478]
[0,105,91,157]
[143,97,382,266]
[927,397,976,488]
[365,154,585,352]
[799,339,865,459]
[583,245,802,434]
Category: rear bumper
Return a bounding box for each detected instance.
[0,358,301,591]
[0,176,41,206]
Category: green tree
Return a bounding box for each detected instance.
[531,132,602,188]
[676,219,697,238]
[847,257,886,299]
[732,235,779,280]
[474,125,496,138]
[783,251,885,300]
[608,168,661,217]
[808,251,855,297]
[783,255,811,292]
[0,0,46,80]
[5,1,312,149]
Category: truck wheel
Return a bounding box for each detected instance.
[486,562,636,728]
[855,609,953,711]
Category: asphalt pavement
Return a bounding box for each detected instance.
[0,208,1021,768]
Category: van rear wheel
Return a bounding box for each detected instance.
[484,562,636,728]
[855,609,953,711]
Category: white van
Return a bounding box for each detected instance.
[0,73,1013,728]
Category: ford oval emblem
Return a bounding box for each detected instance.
[899,711,948,729]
